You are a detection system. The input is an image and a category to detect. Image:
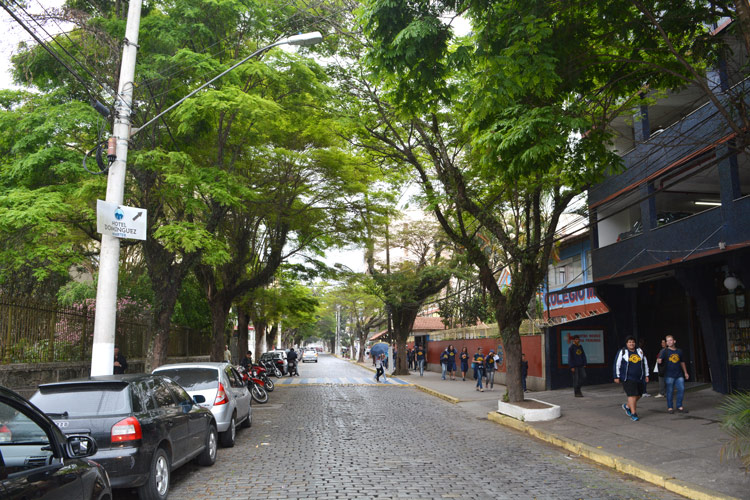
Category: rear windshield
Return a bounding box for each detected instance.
[31,386,131,417]
[154,368,218,390]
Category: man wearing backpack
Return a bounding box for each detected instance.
[613,336,650,421]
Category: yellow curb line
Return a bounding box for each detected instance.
[414,384,460,404]
[486,412,739,500]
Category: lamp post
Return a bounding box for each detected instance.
[89,4,323,376]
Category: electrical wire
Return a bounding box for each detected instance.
[0,1,99,101]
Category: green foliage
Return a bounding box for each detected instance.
[720,391,750,472]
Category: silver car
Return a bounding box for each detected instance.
[153,362,252,448]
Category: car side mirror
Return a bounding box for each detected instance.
[192,394,206,404]
[66,435,98,458]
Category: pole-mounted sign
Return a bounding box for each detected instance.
[96,199,147,240]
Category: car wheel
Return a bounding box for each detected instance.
[196,423,217,466]
[219,415,236,447]
[137,448,170,500]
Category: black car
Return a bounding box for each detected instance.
[0,385,111,500]
[30,374,218,500]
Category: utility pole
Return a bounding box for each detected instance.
[90,0,143,376]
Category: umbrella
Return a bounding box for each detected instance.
[369,342,389,357]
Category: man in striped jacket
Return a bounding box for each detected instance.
[613,336,649,421]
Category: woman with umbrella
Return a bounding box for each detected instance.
[370,343,389,381]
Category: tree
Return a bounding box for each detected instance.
[364,219,453,375]
[357,0,731,401]
[324,273,385,362]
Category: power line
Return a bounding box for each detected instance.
[0,0,99,101]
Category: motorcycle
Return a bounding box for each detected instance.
[237,366,269,404]
[251,364,274,392]
[287,359,299,377]
[261,358,282,378]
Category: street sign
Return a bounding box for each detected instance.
[96,199,147,240]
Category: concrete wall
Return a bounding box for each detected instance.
[1,356,211,398]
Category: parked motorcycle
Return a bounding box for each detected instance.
[252,364,274,392]
[237,366,269,404]
[260,359,282,378]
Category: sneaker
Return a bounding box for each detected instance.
[642,392,651,397]
[631,414,640,421]
[622,403,632,417]
[654,394,664,398]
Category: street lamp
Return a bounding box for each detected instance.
[90,4,324,376]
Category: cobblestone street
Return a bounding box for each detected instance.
[116,355,684,499]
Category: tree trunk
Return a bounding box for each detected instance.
[391,306,419,376]
[236,306,250,361]
[254,322,266,356]
[266,324,278,350]
[209,299,231,362]
[145,306,172,372]
[499,320,524,403]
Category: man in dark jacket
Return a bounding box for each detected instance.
[568,335,587,397]
[113,345,128,374]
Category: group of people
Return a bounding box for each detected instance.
[570,334,690,422]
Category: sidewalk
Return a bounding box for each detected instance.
[350,359,745,500]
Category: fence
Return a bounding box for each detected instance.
[0,296,210,364]
[424,320,541,342]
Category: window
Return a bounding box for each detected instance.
[154,368,217,391]
[164,380,192,405]
[31,385,130,417]
[225,366,243,388]
[151,379,176,408]
[548,257,584,288]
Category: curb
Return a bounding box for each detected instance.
[413,384,460,404]
[486,412,739,500]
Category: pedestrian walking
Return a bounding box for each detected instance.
[658,335,690,414]
[375,354,385,382]
[440,348,449,380]
[223,344,232,363]
[407,348,415,371]
[416,345,426,376]
[654,338,667,398]
[568,335,587,397]
[459,347,469,381]
[521,353,529,392]
[484,349,496,390]
[613,336,649,421]
[447,344,457,380]
[474,347,485,391]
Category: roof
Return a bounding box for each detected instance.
[368,316,447,340]
[412,316,446,331]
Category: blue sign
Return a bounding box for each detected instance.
[561,330,604,364]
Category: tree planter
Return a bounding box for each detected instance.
[497,398,560,422]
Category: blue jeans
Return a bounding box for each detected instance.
[418,359,425,376]
[441,363,447,380]
[664,376,685,409]
[476,369,484,388]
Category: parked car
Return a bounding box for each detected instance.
[302,349,318,363]
[30,374,217,500]
[260,351,288,375]
[0,385,111,500]
[153,362,251,448]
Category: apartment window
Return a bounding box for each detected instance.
[548,257,584,288]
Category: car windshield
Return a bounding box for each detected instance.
[154,368,218,391]
[31,385,130,417]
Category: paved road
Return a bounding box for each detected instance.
[116,354,684,499]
